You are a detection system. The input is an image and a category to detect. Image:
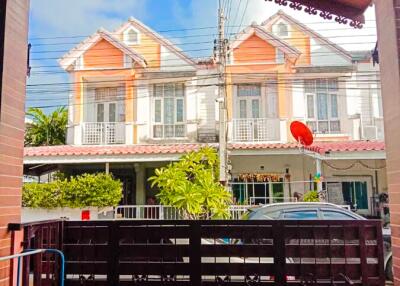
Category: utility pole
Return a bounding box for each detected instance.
[217,0,228,184]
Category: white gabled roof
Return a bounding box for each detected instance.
[58,28,147,70]
[261,11,352,61]
[114,17,197,68]
[231,23,301,62]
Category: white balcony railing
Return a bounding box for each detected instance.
[82,122,125,145]
[232,118,279,142]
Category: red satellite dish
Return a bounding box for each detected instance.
[290,121,314,146]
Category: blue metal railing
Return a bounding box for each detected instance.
[0,248,65,286]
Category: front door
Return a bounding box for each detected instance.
[96,102,120,144]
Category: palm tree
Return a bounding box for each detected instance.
[25,107,68,146]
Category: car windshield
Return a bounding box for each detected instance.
[283,210,318,220]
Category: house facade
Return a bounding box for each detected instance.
[24,11,387,216]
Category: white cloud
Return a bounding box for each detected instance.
[30,0,148,37]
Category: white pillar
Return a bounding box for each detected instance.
[135,164,146,205]
[105,163,110,174]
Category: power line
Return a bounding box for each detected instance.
[26,71,382,88]
[29,42,378,67]
[27,19,378,41]
[236,0,249,36]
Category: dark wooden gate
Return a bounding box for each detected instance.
[16,220,385,286]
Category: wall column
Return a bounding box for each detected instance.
[134,164,146,205]
[0,1,30,285]
[375,1,400,284]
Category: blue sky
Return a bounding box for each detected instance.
[27,0,377,112]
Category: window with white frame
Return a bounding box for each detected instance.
[123,27,140,45]
[276,22,289,37]
[237,84,261,119]
[153,83,185,138]
[305,79,340,134]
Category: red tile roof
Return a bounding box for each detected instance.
[24,144,211,157]
[24,141,385,158]
[305,141,385,155]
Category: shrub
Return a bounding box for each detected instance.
[22,181,65,208]
[149,147,232,219]
[63,173,123,208]
[303,190,319,202]
[22,173,122,208]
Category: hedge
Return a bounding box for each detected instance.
[22,173,123,208]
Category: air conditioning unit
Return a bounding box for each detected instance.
[362,125,378,140]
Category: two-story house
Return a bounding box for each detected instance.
[24,11,387,216]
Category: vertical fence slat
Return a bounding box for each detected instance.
[190,222,201,286]
[107,221,119,285]
[273,221,286,286]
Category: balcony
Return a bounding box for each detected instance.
[82,122,125,145]
[231,118,280,142]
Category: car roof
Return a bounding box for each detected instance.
[251,202,365,219]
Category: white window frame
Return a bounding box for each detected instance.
[305,79,341,134]
[152,83,186,139]
[273,20,290,38]
[123,26,141,45]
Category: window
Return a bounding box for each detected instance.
[94,87,125,122]
[276,50,284,64]
[153,83,185,138]
[321,210,354,220]
[238,84,261,97]
[276,22,289,37]
[305,79,340,134]
[283,210,318,220]
[123,27,140,45]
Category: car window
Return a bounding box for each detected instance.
[263,210,281,219]
[321,210,355,220]
[283,210,318,220]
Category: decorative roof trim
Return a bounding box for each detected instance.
[264,0,367,29]
[262,10,353,61]
[59,28,146,70]
[231,24,301,62]
[115,17,197,68]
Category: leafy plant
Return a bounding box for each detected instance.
[22,173,122,208]
[303,190,320,202]
[148,147,231,219]
[63,173,123,208]
[25,107,68,146]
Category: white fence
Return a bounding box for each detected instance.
[82,122,125,145]
[114,205,252,220]
[232,118,279,142]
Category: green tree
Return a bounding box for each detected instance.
[149,147,232,219]
[25,107,68,146]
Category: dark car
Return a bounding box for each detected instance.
[243,202,393,281]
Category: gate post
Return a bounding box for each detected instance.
[189,221,201,286]
[107,221,119,285]
[273,221,286,286]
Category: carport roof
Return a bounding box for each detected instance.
[24,141,385,164]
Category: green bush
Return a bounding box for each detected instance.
[303,190,320,202]
[149,147,232,219]
[22,173,122,208]
[22,180,65,208]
